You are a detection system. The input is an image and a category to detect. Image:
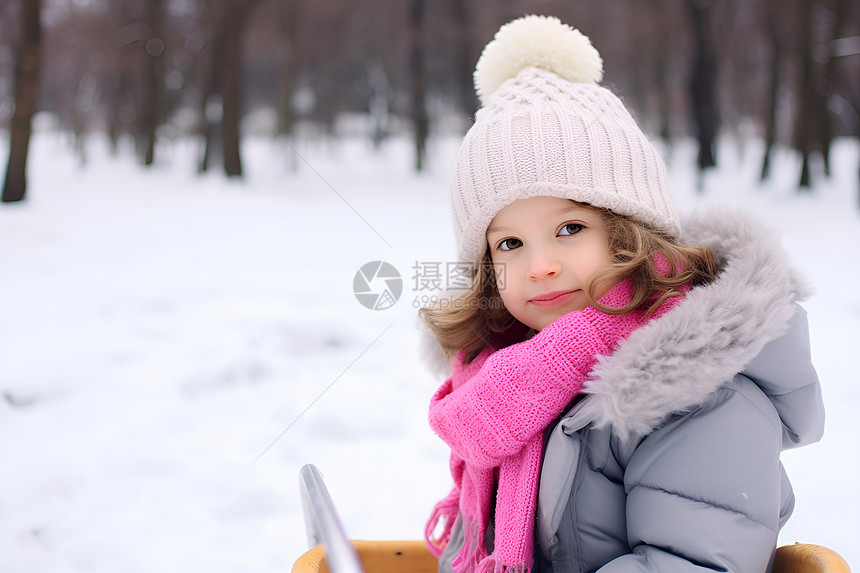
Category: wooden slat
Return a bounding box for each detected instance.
[292,540,437,573]
[774,543,851,573]
[294,540,852,573]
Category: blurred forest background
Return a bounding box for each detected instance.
[1,0,859,203]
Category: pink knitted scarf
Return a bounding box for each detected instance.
[425,281,682,573]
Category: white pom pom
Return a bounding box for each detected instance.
[474,15,604,105]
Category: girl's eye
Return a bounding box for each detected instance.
[498,238,523,251]
[558,223,584,236]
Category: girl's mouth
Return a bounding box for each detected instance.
[529,290,576,307]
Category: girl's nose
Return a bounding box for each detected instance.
[527,248,562,280]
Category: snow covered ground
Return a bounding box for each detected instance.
[1,130,858,572]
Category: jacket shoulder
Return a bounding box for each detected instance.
[623,374,785,529]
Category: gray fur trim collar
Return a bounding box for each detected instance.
[577,207,811,440]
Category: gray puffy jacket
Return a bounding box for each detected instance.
[535,210,824,572]
[436,210,824,573]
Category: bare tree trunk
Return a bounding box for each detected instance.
[654,33,671,143]
[647,0,672,144]
[2,0,42,204]
[197,5,221,174]
[275,2,297,137]
[410,0,428,171]
[368,61,391,149]
[819,0,850,178]
[760,2,783,181]
[450,0,478,120]
[199,93,221,174]
[795,0,815,189]
[220,0,250,177]
[687,0,718,183]
[139,0,166,166]
[197,0,259,178]
[106,70,133,156]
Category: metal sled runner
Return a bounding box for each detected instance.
[293,464,851,573]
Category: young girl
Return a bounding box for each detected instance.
[421,15,824,573]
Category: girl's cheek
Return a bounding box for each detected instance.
[497,260,516,289]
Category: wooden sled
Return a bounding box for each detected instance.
[774,543,852,573]
[295,464,850,573]
[292,540,850,573]
[292,540,435,573]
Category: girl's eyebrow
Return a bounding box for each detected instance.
[487,206,591,235]
[557,205,590,216]
[486,224,512,235]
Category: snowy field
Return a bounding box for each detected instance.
[1,129,858,572]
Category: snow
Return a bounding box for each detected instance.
[1,131,858,572]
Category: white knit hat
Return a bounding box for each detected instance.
[451,15,681,265]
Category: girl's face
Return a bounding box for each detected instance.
[486,196,613,331]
